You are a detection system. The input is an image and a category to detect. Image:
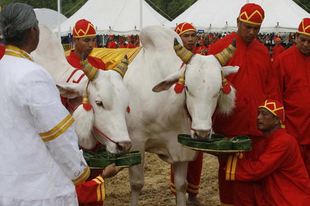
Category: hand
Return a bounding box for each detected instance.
[102,163,123,178]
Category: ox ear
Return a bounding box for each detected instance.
[56,83,81,99]
[152,67,185,92]
[222,66,239,76]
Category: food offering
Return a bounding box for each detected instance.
[83,149,142,169]
[178,134,252,155]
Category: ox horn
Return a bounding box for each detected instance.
[80,53,99,81]
[214,39,236,66]
[174,38,194,64]
[112,55,128,78]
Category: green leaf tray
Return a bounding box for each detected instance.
[83,149,142,169]
[178,134,252,154]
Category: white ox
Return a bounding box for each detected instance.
[32,24,132,154]
[124,25,239,206]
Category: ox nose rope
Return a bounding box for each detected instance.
[92,126,118,145]
[65,99,119,146]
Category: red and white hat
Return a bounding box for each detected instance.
[238,3,265,25]
[73,19,96,38]
[298,18,310,36]
[174,22,197,36]
[259,99,285,128]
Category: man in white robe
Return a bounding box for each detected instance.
[0,3,90,206]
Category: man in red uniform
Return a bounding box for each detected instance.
[0,44,4,59]
[0,31,4,59]
[225,99,310,206]
[126,36,135,48]
[66,19,122,206]
[76,163,122,206]
[118,38,126,48]
[66,19,106,70]
[271,37,285,62]
[170,22,204,206]
[106,35,117,48]
[208,4,279,205]
[195,39,207,55]
[273,17,310,177]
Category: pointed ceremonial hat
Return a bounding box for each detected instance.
[239,3,265,25]
[298,18,310,36]
[73,19,96,38]
[259,99,285,128]
[175,22,197,36]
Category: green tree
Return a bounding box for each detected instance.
[1,0,309,19]
[0,0,86,18]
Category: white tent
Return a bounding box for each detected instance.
[164,0,309,33]
[34,8,68,31]
[55,0,169,36]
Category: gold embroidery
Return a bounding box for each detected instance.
[39,114,74,142]
[72,166,91,185]
[5,45,33,62]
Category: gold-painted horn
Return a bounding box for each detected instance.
[112,55,128,78]
[80,53,98,81]
[214,39,236,66]
[174,38,194,64]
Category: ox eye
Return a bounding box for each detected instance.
[95,101,104,108]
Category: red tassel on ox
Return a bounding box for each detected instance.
[222,82,232,94]
[127,106,131,113]
[83,103,92,111]
[174,82,185,93]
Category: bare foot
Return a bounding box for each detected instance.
[188,195,204,206]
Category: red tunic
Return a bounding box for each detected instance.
[273,45,310,145]
[271,45,285,62]
[208,32,278,137]
[208,32,280,205]
[0,44,5,59]
[273,45,310,175]
[225,129,310,206]
[76,175,106,206]
[126,43,135,48]
[107,41,117,49]
[119,44,126,48]
[194,45,207,55]
[66,50,106,70]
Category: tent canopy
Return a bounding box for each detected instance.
[34,8,68,31]
[164,0,309,33]
[55,0,169,36]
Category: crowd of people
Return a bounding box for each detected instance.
[61,33,141,49]
[0,1,309,206]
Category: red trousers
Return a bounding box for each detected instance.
[171,152,203,195]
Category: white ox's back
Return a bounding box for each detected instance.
[124,26,196,162]
[125,25,238,206]
[32,24,132,154]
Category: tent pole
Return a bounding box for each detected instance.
[57,0,61,42]
[140,0,143,32]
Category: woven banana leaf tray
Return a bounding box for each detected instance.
[83,149,142,169]
[178,134,252,155]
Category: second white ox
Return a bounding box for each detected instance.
[124,25,239,206]
[32,24,132,154]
